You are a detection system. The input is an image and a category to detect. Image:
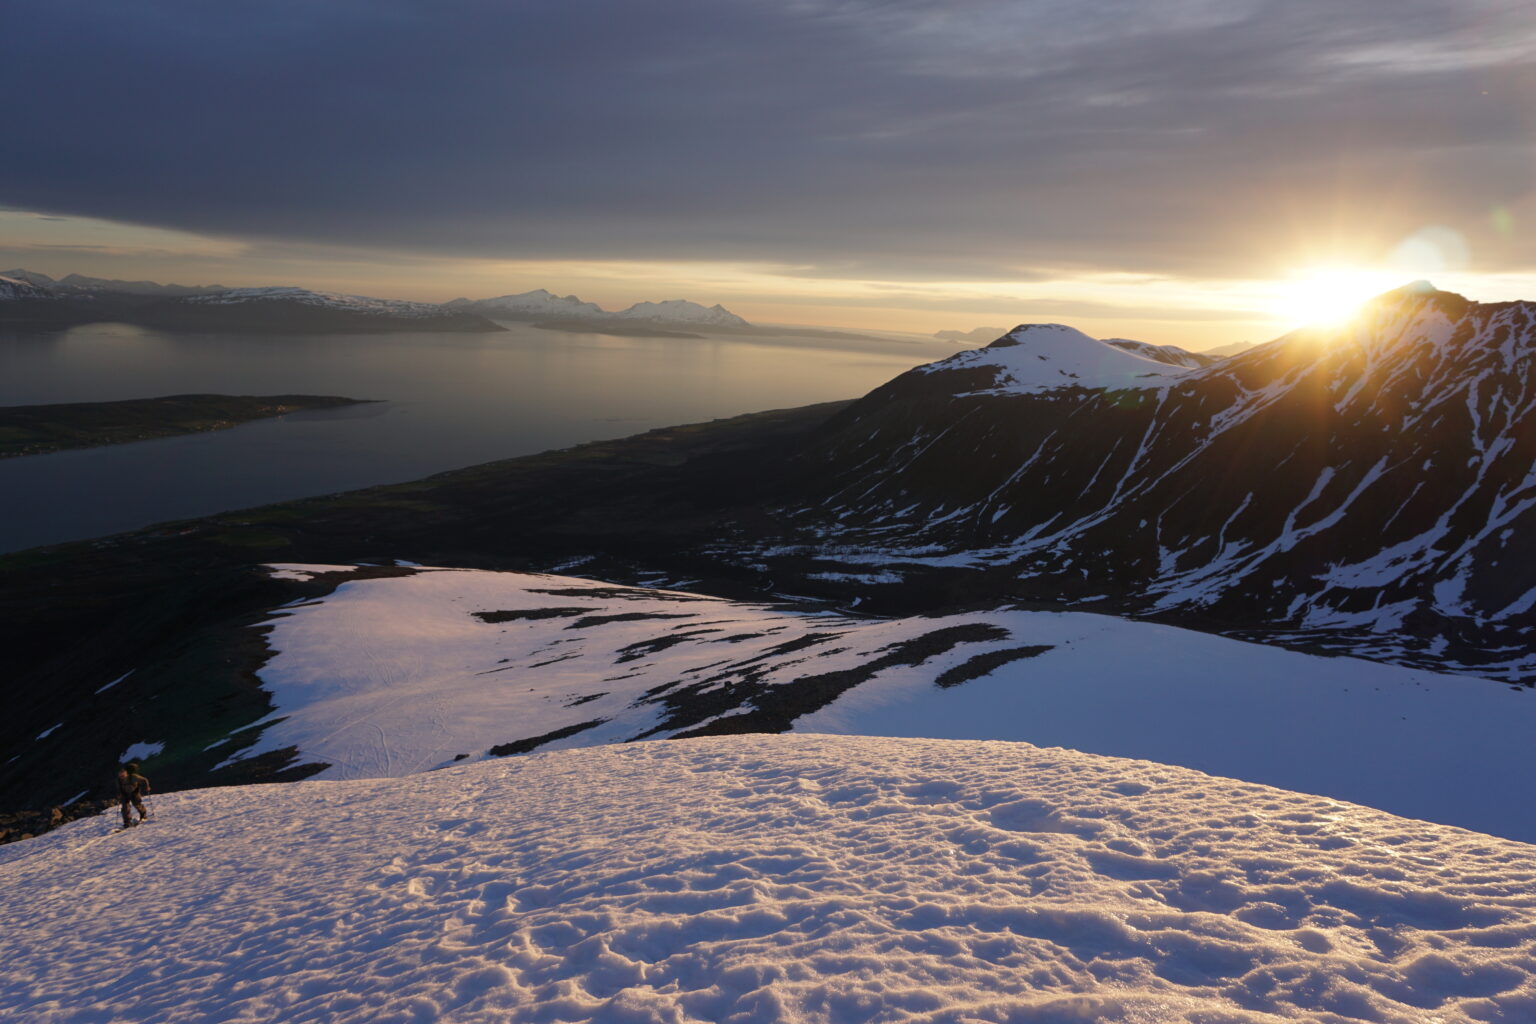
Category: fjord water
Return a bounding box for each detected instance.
[0,321,937,552]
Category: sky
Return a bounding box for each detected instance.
[2,0,1533,348]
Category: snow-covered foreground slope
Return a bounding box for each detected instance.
[5,735,1535,1024]
[241,565,1536,842]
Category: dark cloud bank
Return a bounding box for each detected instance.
[2,0,1531,280]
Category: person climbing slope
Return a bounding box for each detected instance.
[116,763,151,828]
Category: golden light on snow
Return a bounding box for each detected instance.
[1268,266,1404,329]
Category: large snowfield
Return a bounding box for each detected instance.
[245,565,1536,843]
[5,735,1535,1023]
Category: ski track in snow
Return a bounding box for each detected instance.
[241,565,1536,844]
[4,735,1536,1024]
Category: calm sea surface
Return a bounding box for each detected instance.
[0,321,943,553]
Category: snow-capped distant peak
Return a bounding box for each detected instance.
[452,289,607,318]
[0,274,58,301]
[614,299,750,327]
[0,269,59,289]
[185,287,449,317]
[916,323,1191,393]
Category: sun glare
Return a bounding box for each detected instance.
[1270,267,1403,330]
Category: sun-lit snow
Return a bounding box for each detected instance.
[915,324,1191,394]
[5,735,1535,1024]
[237,565,1536,842]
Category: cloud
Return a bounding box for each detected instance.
[1,0,1532,280]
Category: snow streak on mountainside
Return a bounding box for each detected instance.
[6,735,1536,1024]
[744,285,1535,681]
[228,564,1536,841]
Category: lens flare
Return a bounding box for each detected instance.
[1269,267,1403,329]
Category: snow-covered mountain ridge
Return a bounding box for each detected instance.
[444,288,607,318]
[186,285,458,318]
[6,734,1536,1023]
[729,284,1535,681]
[0,274,53,302]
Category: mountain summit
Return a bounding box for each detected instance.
[914,323,1192,394]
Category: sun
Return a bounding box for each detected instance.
[1269,266,1402,330]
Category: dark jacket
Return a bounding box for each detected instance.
[117,772,150,800]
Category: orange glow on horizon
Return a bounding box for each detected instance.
[1265,266,1406,331]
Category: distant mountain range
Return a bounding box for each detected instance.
[0,271,754,335]
[934,325,1007,344]
[0,271,503,334]
[445,289,751,329]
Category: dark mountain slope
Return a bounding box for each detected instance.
[728,285,1533,678]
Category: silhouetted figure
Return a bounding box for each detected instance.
[116,763,150,828]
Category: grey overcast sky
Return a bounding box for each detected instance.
[2,0,1533,343]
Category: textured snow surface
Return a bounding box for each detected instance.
[246,566,1536,842]
[4,735,1536,1024]
[916,325,1190,393]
